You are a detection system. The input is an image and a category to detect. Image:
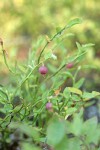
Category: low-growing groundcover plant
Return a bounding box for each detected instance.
[0,18,100,150]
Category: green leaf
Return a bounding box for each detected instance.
[66,138,81,150]
[71,94,80,101]
[65,107,77,116]
[34,36,45,51]
[55,136,68,150]
[63,87,70,99]
[52,78,65,90]
[39,137,47,143]
[75,42,94,64]
[47,115,66,147]
[76,42,94,54]
[67,54,77,63]
[82,65,97,69]
[66,18,83,29]
[82,91,100,101]
[44,50,53,60]
[10,123,40,140]
[68,87,82,95]
[0,87,9,103]
[44,50,57,60]
[76,42,82,53]
[82,117,100,144]
[63,72,74,79]
[13,105,23,113]
[82,43,95,48]
[82,117,97,135]
[75,52,87,63]
[3,104,13,113]
[21,143,41,150]
[74,78,85,88]
[92,91,100,97]
[69,113,83,136]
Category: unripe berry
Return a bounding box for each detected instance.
[39,66,48,75]
[46,102,52,110]
[66,62,74,69]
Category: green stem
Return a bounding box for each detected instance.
[57,100,60,113]
[37,42,49,64]
[33,103,46,126]
[37,26,67,64]
[12,63,40,100]
[73,67,81,86]
[45,63,66,81]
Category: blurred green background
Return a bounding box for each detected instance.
[0,0,100,90]
[0,0,100,51]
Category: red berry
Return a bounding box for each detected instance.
[66,62,74,69]
[46,102,52,110]
[39,66,48,75]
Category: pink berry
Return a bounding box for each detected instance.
[46,102,52,110]
[66,62,74,69]
[39,66,48,75]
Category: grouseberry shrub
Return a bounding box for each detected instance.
[0,18,100,150]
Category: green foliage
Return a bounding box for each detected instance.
[0,18,100,149]
[47,115,66,147]
[46,112,100,150]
